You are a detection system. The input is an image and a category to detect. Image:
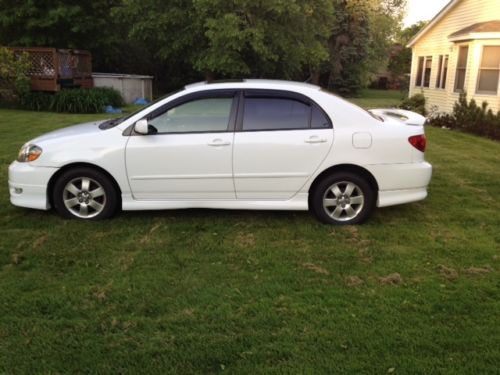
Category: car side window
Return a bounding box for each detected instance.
[242,97,311,131]
[149,97,233,133]
[311,104,331,129]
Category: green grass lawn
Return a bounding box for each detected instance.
[0,94,499,373]
[348,89,405,109]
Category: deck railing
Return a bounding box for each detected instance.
[10,47,93,92]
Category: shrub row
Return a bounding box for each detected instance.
[429,93,500,141]
[399,93,426,115]
[21,87,124,113]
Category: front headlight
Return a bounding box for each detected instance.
[17,144,43,162]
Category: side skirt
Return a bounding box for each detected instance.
[121,193,309,211]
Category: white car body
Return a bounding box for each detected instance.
[9,80,432,218]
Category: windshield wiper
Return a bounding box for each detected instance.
[99,117,124,130]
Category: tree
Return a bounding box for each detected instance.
[325,0,406,95]
[387,21,427,77]
[0,0,147,71]
[120,0,333,82]
[0,47,30,102]
[0,0,406,95]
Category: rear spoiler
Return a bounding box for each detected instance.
[368,109,426,126]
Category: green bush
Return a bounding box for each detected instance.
[20,92,54,111]
[93,87,125,107]
[430,93,500,140]
[399,93,426,115]
[20,87,124,113]
[0,47,31,103]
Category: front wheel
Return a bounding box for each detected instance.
[310,172,376,225]
[53,167,118,220]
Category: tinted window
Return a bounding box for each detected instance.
[243,98,310,131]
[311,105,330,128]
[149,97,233,133]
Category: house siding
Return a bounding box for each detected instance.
[409,0,500,114]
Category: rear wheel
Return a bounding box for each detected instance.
[53,167,118,220]
[310,172,376,225]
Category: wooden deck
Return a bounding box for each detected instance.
[10,47,93,92]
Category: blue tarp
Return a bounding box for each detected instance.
[133,98,150,105]
[104,105,122,114]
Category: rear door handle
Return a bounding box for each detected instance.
[305,136,327,144]
[208,138,231,147]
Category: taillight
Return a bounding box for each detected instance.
[408,134,426,152]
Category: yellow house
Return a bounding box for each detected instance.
[407,0,500,114]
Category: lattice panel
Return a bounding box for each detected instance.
[22,51,56,77]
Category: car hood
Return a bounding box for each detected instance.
[31,120,108,144]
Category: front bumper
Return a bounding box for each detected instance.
[8,161,58,210]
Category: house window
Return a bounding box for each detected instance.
[477,46,500,94]
[455,46,469,92]
[416,57,424,87]
[423,57,432,87]
[436,55,448,89]
[415,56,432,88]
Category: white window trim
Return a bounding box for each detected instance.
[454,45,469,93]
[436,55,449,90]
[415,56,432,88]
[475,45,500,96]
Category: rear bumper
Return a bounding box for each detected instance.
[377,187,428,207]
[365,161,432,207]
[8,161,57,210]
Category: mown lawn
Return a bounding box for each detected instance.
[0,94,499,373]
[349,89,405,109]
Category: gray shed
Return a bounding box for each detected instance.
[92,73,153,104]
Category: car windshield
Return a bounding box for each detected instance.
[99,90,181,130]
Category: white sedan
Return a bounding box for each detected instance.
[9,80,432,225]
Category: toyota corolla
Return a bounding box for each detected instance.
[9,80,432,224]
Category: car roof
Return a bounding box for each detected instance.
[184,79,321,92]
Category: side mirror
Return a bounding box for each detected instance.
[134,119,149,135]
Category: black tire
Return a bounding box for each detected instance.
[52,167,119,220]
[310,171,376,225]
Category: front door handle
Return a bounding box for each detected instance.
[305,136,327,144]
[208,138,231,147]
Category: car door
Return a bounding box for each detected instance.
[233,90,333,200]
[125,90,238,200]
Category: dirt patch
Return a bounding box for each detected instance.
[438,264,459,281]
[118,254,135,271]
[378,273,403,285]
[464,266,493,275]
[345,225,358,236]
[91,283,113,302]
[11,253,24,265]
[182,308,195,317]
[234,232,256,247]
[345,275,364,287]
[140,222,162,244]
[302,262,330,275]
[32,234,48,250]
[358,248,373,263]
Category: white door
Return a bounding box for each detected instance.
[126,93,237,200]
[233,92,333,199]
